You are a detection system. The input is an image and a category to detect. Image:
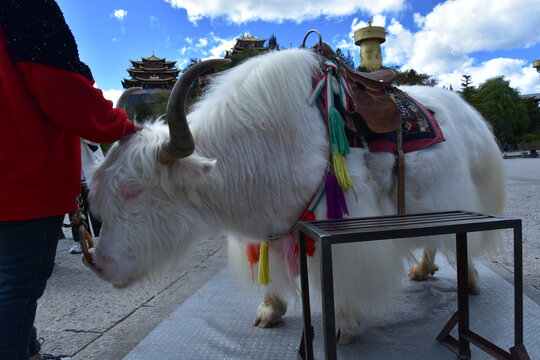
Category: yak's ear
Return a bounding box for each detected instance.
[120,182,145,200]
[177,154,216,184]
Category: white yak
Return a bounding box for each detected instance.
[85,48,504,343]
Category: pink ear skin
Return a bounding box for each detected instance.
[121,184,144,200]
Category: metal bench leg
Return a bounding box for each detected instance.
[320,238,337,360]
[456,232,471,359]
[509,221,530,360]
[298,233,314,360]
[438,233,471,359]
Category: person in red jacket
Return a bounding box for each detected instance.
[0,1,141,359]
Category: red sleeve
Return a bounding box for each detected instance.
[16,61,135,143]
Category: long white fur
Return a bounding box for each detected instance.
[89,48,504,334]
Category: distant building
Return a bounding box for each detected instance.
[225,33,268,57]
[122,51,180,89]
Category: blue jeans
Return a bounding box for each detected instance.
[0,215,63,359]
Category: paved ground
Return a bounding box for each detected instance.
[34,158,539,359]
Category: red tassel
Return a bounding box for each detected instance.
[296,211,316,257]
[246,242,260,282]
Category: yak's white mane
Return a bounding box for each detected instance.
[187,49,329,238]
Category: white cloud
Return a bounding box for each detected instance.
[112,9,128,20]
[412,13,424,28]
[150,16,158,27]
[397,0,540,75]
[437,58,540,95]
[375,0,540,94]
[420,0,540,54]
[196,37,209,48]
[164,0,405,23]
[176,33,236,59]
[207,35,237,58]
[383,18,414,66]
[102,89,124,107]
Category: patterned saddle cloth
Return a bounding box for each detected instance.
[350,90,446,154]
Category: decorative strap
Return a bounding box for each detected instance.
[397,124,406,214]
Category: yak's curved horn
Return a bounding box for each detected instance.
[159,58,231,163]
[116,87,142,110]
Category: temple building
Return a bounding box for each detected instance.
[225,32,268,57]
[122,51,180,89]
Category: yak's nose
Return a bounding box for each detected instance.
[82,248,102,273]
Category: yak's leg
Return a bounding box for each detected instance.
[253,291,288,328]
[253,240,290,328]
[468,257,480,295]
[409,248,481,294]
[409,247,439,280]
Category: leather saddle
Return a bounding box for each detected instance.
[313,42,401,134]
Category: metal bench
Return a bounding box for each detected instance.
[296,211,530,360]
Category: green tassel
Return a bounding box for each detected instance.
[328,107,350,156]
[332,153,353,191]
[258,240,271,286]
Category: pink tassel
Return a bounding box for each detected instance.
[325,172,349,219]
[283,234,299,279]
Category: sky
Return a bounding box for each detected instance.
[56,0,540,105]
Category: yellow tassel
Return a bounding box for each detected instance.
[258,240,271,286]
[332,153,353,191]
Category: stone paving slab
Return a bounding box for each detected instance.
[123,260,540,360]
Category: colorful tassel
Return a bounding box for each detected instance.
[258,240,271,286]
[299,211,316,256]
[325,172,349,219]
[328,107,350,156]
[282,234,299,279]
[331,153,353,191]
[246,242,260,282]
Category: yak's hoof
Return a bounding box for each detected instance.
[408,262,439,281]
[253,296,287,328]
[469,273,481,295]
[337,328,355,344]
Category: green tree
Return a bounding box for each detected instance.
[268,34,280,51]
[522,97,540,134]
[336,48,355,69]
[460,74,476,103]
[130,99,153,122]
[394,68,436,86]
[470,76,529,144]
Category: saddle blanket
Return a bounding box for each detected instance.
[364,92,445,154]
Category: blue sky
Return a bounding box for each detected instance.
[56,0,540,104]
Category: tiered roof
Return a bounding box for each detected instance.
[122,51,180,89]
[226,32,268,57]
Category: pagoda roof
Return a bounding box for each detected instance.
[124,76,177,82]
[130,60,177,67]
[127,67,180,74]
[237,32,267,42]
[233,45,268,50]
